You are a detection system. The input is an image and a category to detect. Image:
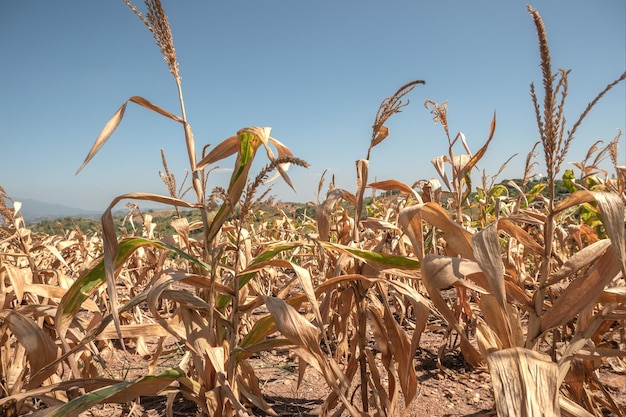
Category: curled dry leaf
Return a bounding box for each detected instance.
[368,179,422,201]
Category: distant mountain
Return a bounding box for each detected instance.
[10,198,102,223]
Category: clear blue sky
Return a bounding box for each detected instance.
[1,1,624,211]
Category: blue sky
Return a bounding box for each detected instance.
[1,1,624,211]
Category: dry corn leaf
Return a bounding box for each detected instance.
[1,311,59,389]
[476,318,503,356]
[355,159,369,239]
[367,179,421,201]
[487,347,559,417]
[558,396,595,417]
[371,125,389,148]
[171,272,235,296]
[316,188,355,242]
[43,244,71,269]
[95,322,183,340]
[3,263,25,304]
[553,191,624,272]
[262,136,297,190]
[596,286,626,304]
[465,111,497,173]
[365,350,394,412]
[399,202,474,261]
[552,189,595,215]
[379,285,418,406]
[76,96,183,174]
[421,254,484,366]
[479,295,511,351]
[473,222,506,308]
[264,296,319,349]
[264,296,365,416]
[386,279,432,349]
[452,154,471,179]
[202,345,251,417]
[368,304,400,412]
[237,362,278,416]
[472,222,513,348]
[243,259,322,332]
[195,134,239,170]
[540,244,622,332]
[24,284,99,311]
[544,239,611,286]
[431,155,452,191]
[360,217,401,233]
[149,279,215,341]
[497,217,545,255]
[592,192,625,273]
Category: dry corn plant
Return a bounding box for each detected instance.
[397,6,625,417]
[291,81,441,416]
[424,99,502,230]
[0,187,110,416]
[2,2,625,417]
[0,1,315,416]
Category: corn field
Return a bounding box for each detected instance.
[1,2,625,416]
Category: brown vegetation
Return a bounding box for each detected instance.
[1,2,625,416]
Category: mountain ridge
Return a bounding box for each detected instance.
[10,198,102,223]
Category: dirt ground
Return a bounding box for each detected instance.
[70,286,625,417]
[70,287,624,417]
[80,327,496,417]
[247,329,496,417]
[77,322,626,417]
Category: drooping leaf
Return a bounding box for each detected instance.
[399,202,474,261]
[540,245,622,332]
[421,254,484,366]
[1,311,59,389]
[367,179,421,201]
[56,233,206,340]
[35,369,184,417]
[319,241,420,269]
[76,96,183,174]
[472,222,513,348]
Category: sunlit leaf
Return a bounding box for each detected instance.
[76,96,183,174]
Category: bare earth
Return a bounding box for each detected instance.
[80,326,497,417]
[78,321,626,417]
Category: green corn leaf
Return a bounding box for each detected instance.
[206,130,263,243]
[319,241,421,269]
[40,368,184,417]
[56,237,209,338]
[216,242,306,308]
